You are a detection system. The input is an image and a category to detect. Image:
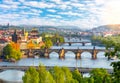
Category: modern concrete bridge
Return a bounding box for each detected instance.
[0,66,113,74]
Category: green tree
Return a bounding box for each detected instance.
[59,36,65,43]
[22,67,39,83]
[3,44,13,57]
[44,37,53,48]
[72,69,83,83]
[90,68,112,83]
[92,35,120,60]
[111,61,120,83]
[38,64,55,83]
[61,67,78,83]
[41,32,46,40]
[50,66,65,83]
[3,44,22,61]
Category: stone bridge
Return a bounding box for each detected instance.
[21,47,106,59]
[57,41,91,46]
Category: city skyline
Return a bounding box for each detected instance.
[0,0,120,29]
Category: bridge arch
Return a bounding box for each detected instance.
[49,52,59,58]
[32,50,44,58]
[65,51,76,59]
[96,51,105,58]
[81,51,92,59]
[71,43,82,46]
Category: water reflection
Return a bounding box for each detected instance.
[0,70,24,83]
[0,55,117,82]
[49,52,59,58]
[97,52,105,58]
[0,52,115,69]
[65,51,75,59]
[81,52,91,59]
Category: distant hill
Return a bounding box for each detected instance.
[106,24,120,30]
[91,24,120,32]
[20,25,81,30]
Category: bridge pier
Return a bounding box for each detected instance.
[28,49,34,58]
[82,42,85,46]
[59,48,65,59]
[75,52,81,59]
[92,50,97,59]
[68,42,72,46]
[44,49,49,58]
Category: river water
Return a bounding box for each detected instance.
[0,38,119,83]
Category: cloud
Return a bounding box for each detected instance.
[9,18,61,26]
[30,9,42,14]
[47,14,62,18]
[19,0,25,3]
[51,0,62,4]
[70,3,84,8]
[3,0,20,5]
[59,11,82,17]
[0,4,18,9]
[47,9,56,13]
[0,0,120,29]
[101,0,120,24]
[20,11,40,16]
[24,1,56,8]
[0,13,21,22]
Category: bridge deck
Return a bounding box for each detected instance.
[0,66,113,74]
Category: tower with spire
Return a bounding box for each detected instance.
[12,29,18,43]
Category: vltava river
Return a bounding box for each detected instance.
[0,38,119,83]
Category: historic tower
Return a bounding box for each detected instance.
[12,29,18,43]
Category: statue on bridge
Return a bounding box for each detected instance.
[44,48,49,58]
[59,48,65,59]
[92,46,97,59]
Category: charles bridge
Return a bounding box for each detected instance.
[21,46,107,59]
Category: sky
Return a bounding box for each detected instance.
[0,0,120,29]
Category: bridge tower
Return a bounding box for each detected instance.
[92,46,97,59]
[59,48,65,59]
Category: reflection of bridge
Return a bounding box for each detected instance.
[0,66,113,74]
[21,47,106,59]
[58,41,91,46]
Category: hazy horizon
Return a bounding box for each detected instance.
[0,0,120,29]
